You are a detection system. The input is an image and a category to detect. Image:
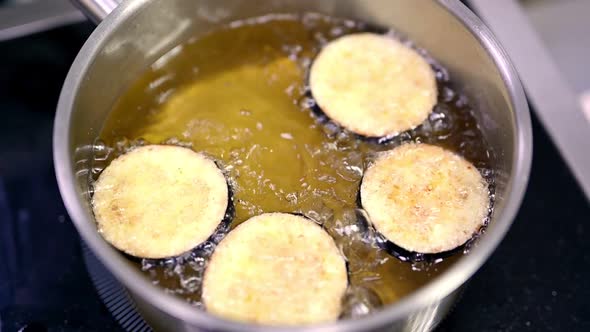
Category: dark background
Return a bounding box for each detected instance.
[0,15,588,332]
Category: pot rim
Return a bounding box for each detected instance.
[53,0,532,330]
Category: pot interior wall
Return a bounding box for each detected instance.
[66,0,517,319]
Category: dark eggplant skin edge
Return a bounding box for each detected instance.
[128,171,236,266]
[305,25,406,146]
[307,99,411,145]
[355,179,469,263]
[305,26,453,146]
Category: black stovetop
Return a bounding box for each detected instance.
[0,21,588,332]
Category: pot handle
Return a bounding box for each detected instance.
[70,0,122,24]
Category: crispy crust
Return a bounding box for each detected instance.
[310,33,437,138]
[360,143,489,254]
[202,213,347,325]
[92,145,228,259]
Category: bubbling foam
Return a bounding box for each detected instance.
[91,13,495,319]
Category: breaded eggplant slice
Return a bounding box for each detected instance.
[360,143,489,258]
[92,145,229,259]
[310,33,437,138]
[202,213,347,325]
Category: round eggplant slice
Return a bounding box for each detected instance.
[309,33,437,138]
[360,143,489,257]
[92,145,229,259]
[202,213,347,325]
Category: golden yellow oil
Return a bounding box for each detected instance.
[97,14,493,314]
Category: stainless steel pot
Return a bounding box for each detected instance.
[53,0,533,331]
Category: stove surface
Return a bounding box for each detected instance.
[0,21,588,332]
